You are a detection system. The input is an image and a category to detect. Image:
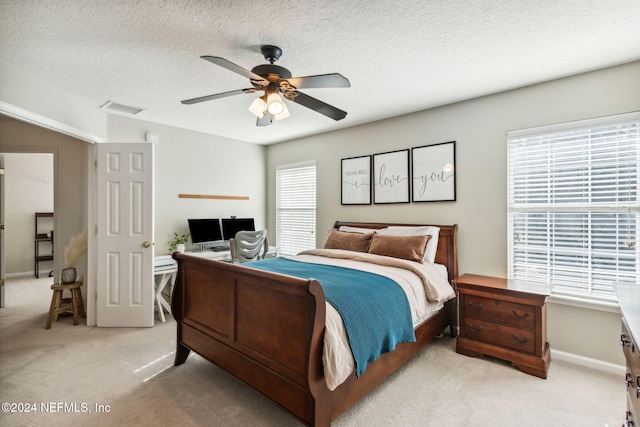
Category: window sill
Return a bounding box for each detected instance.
[548,293,620,314]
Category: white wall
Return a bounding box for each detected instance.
[105,114,267,254]
[266,61,640,367]
[2,153,53,275]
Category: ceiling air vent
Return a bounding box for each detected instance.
[101,101,144,115]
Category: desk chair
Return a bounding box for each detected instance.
[229,230,268,263]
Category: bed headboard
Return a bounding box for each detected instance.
[333,221,458,282]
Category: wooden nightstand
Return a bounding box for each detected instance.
[452,274,552,379]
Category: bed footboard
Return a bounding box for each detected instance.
[171,253,331,426]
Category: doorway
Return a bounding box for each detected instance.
[0,153,54,307]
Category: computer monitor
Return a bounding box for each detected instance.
[187,218,223,250]
[221,217,255,240]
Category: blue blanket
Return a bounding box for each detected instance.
[245,257,415,376]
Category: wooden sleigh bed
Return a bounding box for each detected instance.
[171,221,458,426]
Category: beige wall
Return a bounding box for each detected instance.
[266,61,640,367]
[0,116,90,281]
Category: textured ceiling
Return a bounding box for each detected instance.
[2,0,640,145]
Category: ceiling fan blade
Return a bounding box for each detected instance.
[256,113,274,127]
[181,89,250,105]
[201,56,268,85]
[289,91,347,121]
[286,73,350,89]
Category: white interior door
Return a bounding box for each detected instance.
[96,143,153,327]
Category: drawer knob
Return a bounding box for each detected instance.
[511,334,529,344]
[512,309,529,319]
[626,410,634,426]
[468,323,483,333]
[468,301,483,310]
[622,333,632,348]
[621,333,636,352]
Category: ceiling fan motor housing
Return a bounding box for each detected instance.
[251,64,292,80]
[250,64,293,91]
[261,45,282,64]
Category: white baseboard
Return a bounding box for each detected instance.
[4,271,53,279]
[550,348,625,376]
[4,272,35,279]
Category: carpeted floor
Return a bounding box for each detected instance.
[0,276,624,426]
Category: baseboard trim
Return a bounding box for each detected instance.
[5,272,36,279]
[550,348,625,376]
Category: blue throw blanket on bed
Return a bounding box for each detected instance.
[245,257,415,377]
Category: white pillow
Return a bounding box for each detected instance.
[338,225,379,234]
[377,226,440,263]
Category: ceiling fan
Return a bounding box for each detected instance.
[181,45,350,126]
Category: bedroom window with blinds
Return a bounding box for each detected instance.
[507,112,640,302]
[276,162,316,256]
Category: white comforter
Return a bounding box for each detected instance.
[293,249,455,390]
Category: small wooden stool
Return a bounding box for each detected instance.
[45,281,86,329]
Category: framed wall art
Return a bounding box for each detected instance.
[341,155,371,205]
[373,149,410,204]
[411,141,456,202]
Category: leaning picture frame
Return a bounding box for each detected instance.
[411,141,456,202]
[341,155,371,205]
[373,149,410,204]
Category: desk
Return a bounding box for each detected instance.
[185,249,232,261]
[154,256,177,323]
[185,246,279,262]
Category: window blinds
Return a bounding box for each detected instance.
[507,112,640,300]
[276,162,317,256]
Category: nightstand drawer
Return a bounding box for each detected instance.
[622,318,640,417]
[462,317,537,354]
[460,294,536,329]
[622,319,639,368]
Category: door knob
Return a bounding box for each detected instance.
[142,241,151,248]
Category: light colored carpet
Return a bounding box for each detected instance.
[0,276,623,427]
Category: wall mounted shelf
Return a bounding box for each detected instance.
[35,212,54,278]
[178,194,249,201]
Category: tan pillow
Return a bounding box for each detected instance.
[323,228,373,252]
[368,233,431,263]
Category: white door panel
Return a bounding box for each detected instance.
[96,144,153,327]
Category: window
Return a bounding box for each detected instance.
[508,112,640,301]
[276,162,316,256]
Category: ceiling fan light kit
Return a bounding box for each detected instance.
[248,97,267,118]
[248,93,290,121]
[181,45,350,127]
[266,92,285,115]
